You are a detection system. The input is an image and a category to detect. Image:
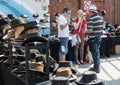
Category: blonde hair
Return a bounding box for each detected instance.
[77,10,84,15]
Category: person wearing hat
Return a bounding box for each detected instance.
[85,4,104,73]
[20,14,28,23]
[72,9,87,65]
[32,14,40,27]
[58,7,71,61]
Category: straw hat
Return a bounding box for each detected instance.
[30,62,44,72]
[53,61,77,81]
[76,71,104,85]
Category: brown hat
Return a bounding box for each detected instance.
[30,62,44,72]
[53,67,77,81]
[10,19,24,29]
[53,61,77,81]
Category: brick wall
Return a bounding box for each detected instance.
[49,0,81,19]
[50,0,119,26]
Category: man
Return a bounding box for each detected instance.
[33,14,40,27]
[57,7,71,61]
[20,14,28,23]
[86,4,104,73]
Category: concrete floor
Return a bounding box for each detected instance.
[38,54,120,85]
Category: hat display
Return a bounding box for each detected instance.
[10,19,24,29]
[33,14,39,17]
[30,62,44,72]
[21,14,28,18]
[52,76,69,85]
[76,71,104,85]
[89,4,98,13]
[0,18,10,28]
[22,32,48,45]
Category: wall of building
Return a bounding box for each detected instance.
[50,0,119,26]
[50,0,81,19]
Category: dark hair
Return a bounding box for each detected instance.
[63,8,71,13]
[101,10,106,17]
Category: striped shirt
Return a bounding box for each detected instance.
[87,13,104,38]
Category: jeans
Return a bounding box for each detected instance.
[88,37,102,68]
[59,37,69,55]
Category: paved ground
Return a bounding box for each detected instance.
[38,55,120,85]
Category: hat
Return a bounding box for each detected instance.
[21,14,28,18]
[55,13,60,17]
[76,71,104,85]
[20,21,38,35]
[51,19,57,23]
[30,62,44,72]
[52,76,69,85]
[0,14,3,18]
[0,18,10,28]
[116,26,120,31]
[53,67,77,81]
[10,19,24,29]
[53,61,77,81]
[7,14,15,20]
[33,14,39,17]
[44,13,49,17]
[89,4,98,13]
[40,19,46,23]
[22,32,48,45]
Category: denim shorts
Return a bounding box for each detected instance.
[59,37,69,55]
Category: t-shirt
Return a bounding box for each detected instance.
[73,18,87,38]
[57,15,69,38]
[87,13,104,38]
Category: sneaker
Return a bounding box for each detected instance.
[88,67,100,73]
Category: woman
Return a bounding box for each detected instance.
[73,10,87,65]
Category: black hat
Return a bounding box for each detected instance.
[40,19,46,23]
[10,19,24,29]
[33,14,39,17]
[7,14,15,20]
[52,76,69,85]
[0,18,10,28]
[76,71,104,85]
[51,19,57,23]
[55,13,60,17]
[21,14,28,18]
[20,21,39,35]
[22,32,48,45]
[44,13,49,17]
[63,8,71,13]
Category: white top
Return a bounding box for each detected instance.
[57,15,69,38]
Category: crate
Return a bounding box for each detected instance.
[114,45,120,54]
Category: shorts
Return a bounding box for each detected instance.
[59,37,69,55]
